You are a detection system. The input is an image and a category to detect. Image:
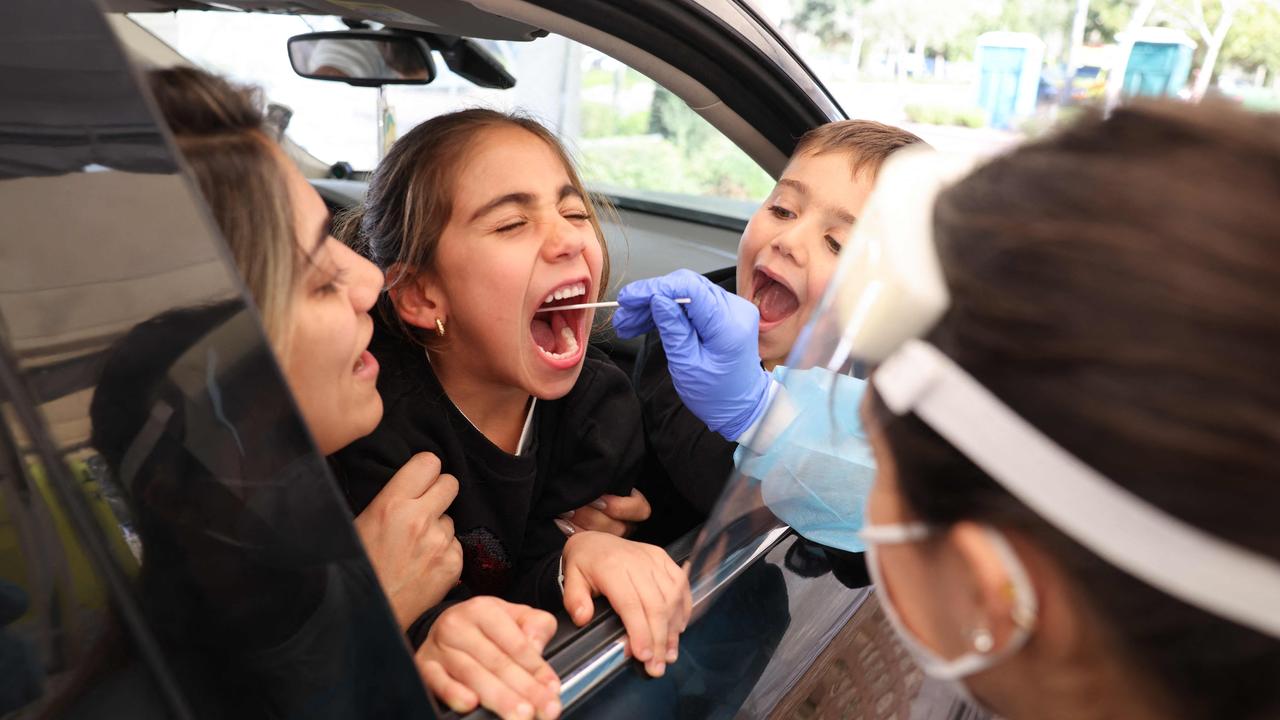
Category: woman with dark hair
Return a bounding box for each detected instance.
[614,101,1280,719]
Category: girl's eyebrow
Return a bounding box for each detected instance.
[469,184,582,222]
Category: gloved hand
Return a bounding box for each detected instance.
[613,269,771,441]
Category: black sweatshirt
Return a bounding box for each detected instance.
[631,268,739,546]
[332,321,644,643]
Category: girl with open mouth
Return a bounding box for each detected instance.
[332,110,691,720]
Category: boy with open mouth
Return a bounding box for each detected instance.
[610,120,928,544]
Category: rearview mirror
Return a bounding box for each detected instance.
[288,31,436,87]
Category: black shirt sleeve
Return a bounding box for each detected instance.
[633,330,736,515]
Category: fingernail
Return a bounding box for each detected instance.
[449,699,471,714]
[590,499,607,511]
[516,702,534,720]
[543,700,562,719]
[553,518,576,536]
[557,510,574,520]
[649,661,666,677]
[666,647,678,663]
[636,647,653,662]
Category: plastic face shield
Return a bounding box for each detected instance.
[686,147,1280,641]
[685,146,967,606]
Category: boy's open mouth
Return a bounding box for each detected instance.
[530,279,589,367]
[752,268,800,326]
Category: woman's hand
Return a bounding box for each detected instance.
[354,452,463,631]
[417,597,561,720]
[555,489,651,538]
[560,531,692,677]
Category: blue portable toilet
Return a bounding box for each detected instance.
[975,32,1045,130]
[1119,27,1196,98]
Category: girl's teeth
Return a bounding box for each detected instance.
[536,327,580,361]
[542,283,587,306]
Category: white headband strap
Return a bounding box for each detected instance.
[873,339,1280,640]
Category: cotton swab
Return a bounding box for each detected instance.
[535,298,691,313]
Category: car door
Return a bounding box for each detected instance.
[0,1,434,717]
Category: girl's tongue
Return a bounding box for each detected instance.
[755,276,800,324]
[531,309,579,356]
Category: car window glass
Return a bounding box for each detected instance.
[0,3,432,718]
[126,12,771,215]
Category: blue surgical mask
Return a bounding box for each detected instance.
[734,366,874,553]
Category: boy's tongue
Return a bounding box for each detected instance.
[755,279,799,324]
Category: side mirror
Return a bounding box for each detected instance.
[287,31,436,87]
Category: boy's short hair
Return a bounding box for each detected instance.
[793,120,927,179]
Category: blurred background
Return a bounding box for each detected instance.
[130,0,1280,209]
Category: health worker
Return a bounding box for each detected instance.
[613,102,1280,720]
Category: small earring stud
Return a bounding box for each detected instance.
[435,317,446,337]
[972,627,994,654]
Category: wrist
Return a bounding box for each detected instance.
[718,366,773,441]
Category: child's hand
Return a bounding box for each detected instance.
[560,531,692,677]
[353,452,463,631]
[417,597,561,720]
[556,488,651,537]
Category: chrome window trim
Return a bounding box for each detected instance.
[555,525,793,709]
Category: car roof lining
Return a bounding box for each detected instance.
[109,0,789,177]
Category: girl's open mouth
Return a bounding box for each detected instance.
[529,279,590,369]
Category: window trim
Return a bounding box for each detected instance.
[552,525,792,711]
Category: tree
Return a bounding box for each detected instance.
[1087,0,1143,40]
[791,0,872,73]
[1167,0,1250,98]
[1219,0,1280,82]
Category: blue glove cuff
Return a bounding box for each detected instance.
[717,366,772,442]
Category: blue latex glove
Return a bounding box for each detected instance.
[613,269,771,441]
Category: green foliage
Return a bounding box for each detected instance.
[1086,0,1138,42]
[904,102,987,128]
[582,66,649,91]
[581,137,691,192]
[575,87,772,201]
[580,103,648,139]
[791,0,867,46]
[1220,1,1280,73]
[649,88,716,150]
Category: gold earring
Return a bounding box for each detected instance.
[435,318,446,337]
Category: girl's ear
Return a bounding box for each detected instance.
[387,264,448,331]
